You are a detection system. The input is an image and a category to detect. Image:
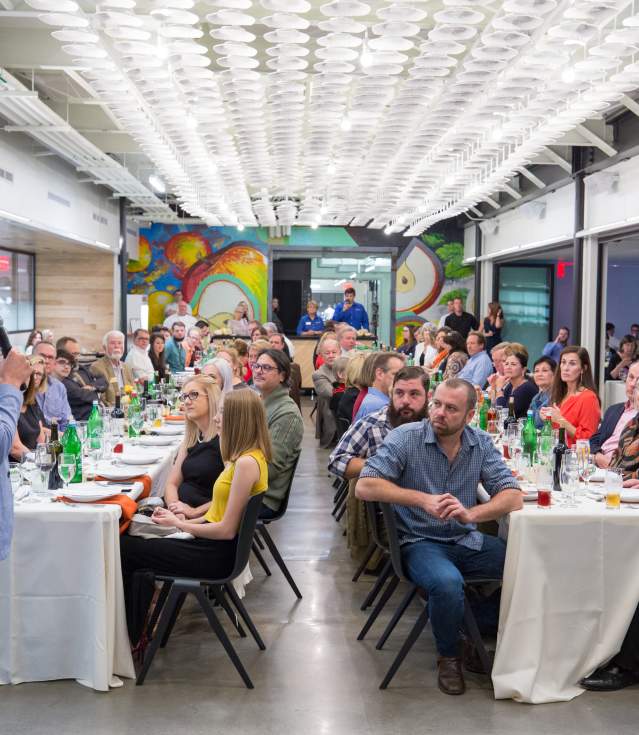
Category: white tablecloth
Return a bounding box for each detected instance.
[492,497,639,703]
[0,503,135,691]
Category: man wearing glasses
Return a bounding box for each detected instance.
[251,349,303,520]
[53,349,100,422]
[32,341,72,431]
[125,328,154,382]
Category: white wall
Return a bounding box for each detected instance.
[481,184,575,257]
[0,131,120,251]
[463,223,476,261]
[585,156,639,230]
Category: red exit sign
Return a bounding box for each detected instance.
[0,256,10,273]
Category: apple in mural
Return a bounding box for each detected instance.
[164,232,213,278]
[182,243,267,329]
[396,239,445,315]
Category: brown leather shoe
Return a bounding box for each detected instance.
[462,639,494,675]
[437,656,465,695]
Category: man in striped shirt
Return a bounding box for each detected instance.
[357,378,522,696]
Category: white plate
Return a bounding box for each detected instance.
[153,425,185,435]
[137,435,178,446]
[119,452,162,465]
[96,464,146,481]
[62,485,123,502]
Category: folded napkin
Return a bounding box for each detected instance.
[57,494,138,533]
[94,473,152,499]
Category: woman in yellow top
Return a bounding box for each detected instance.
[120,389,272,647]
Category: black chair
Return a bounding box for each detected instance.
[375,502,497,690]
[136,493,266,689]
[255,454,302,599]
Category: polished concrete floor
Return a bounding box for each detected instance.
[4,402,639,734]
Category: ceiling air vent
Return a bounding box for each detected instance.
[48,191,71,207]
[0,167,14,183]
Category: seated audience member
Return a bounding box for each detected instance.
[195,320,210,339]
[351,351,379,421]
[429,327,452,375]
[457,331,494,388]
[246,339,271,385]
[32,341,72,431]
[330,366,430,481]
[185,327,203,368]
[251,349,303,519]
[164,322,187,374]
[121,389,271,646]
[163,301,196,331]
[354,352,404,422]
[233,339,250,381]
[606,335,638,382]
[591,361,639,468]
[330,356,349,420]
[313,337,340,448]
[314,331,337,369]
[203,357,234,400]
[56,336,108,394]
[264,322,295,358]
[53,349,98,421]
[164,289,191,318]
[441,331,468,380]
[163,376,225,518]
[486,342,509,402]
[397,325,416,358]
[542,326,570,363]
[90,331,135,406]
[495,347,538,418]
[228,306,251,337]
[529,356,557,429]
[296,300,324,336]
[10,357,48,460]
[608,385,639,480]
[542,346,601,447]
[269,332,301,408]
[339,326,357,356]
[337,353,367,427]
[149,333,168,381]
[216,347,248,391]
[251,325,269,342]
[125,328,154,382]
[356,379,523,696]
[414,325,438,369]
[24,329,43,356]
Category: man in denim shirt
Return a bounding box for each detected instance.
[357,378,522,695]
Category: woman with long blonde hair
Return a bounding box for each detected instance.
[163,375,225,519]
[10,356,48,459]
[121,389,272,646]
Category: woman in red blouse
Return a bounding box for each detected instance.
[542,346,601,447]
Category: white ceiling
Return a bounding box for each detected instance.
[2,0,639,233]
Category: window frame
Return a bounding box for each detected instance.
[0,246,36,334]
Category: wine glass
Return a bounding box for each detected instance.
[580,452,597,491]
[58,453,77,491]
[561,450,579,508]
[34,442,54,496]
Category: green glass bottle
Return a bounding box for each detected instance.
[61,420,83,484]
[87,400,103,450]
[522,410,537,464]
[540,416,554,456]
[479,393,490,431]
[128,391,141,438]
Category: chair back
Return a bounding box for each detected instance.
[365,499,388,552]
[225,493,265,582]
[269,452,301,520]
[379,502,409,582]
[337,416,350,439]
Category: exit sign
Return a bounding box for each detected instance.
[0,256,10,273]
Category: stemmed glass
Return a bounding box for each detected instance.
[58,453,77,491]
[34,443,54,496]
[579,452,597,491]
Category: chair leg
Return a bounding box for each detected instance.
[209,585,246,638]
[254,533,265,551]
[146,580,172,636]
[376,585,417,650]
[224,583,266,651]
[137,585,183,685]
[463,591,493,675]
[357,574,399,641]
[252,541,272,576]
[379,606,430,690]
[335,499,347,523]
[333,480,346,503]
[332,486,348,517]
[194,587,254,689]
[360,558,392,611]
[352,541,377,583]
[160,591,186,648]
[258,525,303,599]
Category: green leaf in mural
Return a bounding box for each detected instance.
[421,233,446,250]
[432,241,474,280]
[438,287,469,305]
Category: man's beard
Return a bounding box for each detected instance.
[388,402,428,428]
[173,335,184,343]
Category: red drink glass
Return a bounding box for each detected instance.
[503,444,510,459]
[113,442,124,454]
[537,488,551,508]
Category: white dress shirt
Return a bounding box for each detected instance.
[125,345,155,382]
[163,313,197,331]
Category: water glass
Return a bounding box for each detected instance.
[85,447,102,481]
[561,450,579,508]
[536,463,553,508]
[34,443,55,495]
[605,468,623,509]
[9,462,22,494]
[58,453,76,491]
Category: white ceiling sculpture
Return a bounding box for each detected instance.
[4,0,639,233]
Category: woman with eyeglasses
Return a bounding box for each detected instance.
[120,389,272,647]
[162,375,225,519]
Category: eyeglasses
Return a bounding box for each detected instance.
[179,390,201,402]
[56,359,72,368]
[253,363,278,373]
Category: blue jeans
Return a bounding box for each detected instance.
[402,535,506,658]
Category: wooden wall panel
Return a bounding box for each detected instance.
[36,249,115,352]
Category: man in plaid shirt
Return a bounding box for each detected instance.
[328,367,429,480]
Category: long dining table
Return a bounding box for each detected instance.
[0,431,180,691]
[492,491,639,703]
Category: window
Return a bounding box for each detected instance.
[0,248,35,333]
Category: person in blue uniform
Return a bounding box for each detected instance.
[332,287,369,331]
[296,300,324,335]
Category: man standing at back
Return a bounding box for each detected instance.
[354,352,405,422]
[444,297,479,339]
[163,301,196,331]
[333,287,370,332]
[33,341,72,431]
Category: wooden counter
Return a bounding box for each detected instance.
[291,336,377,390]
